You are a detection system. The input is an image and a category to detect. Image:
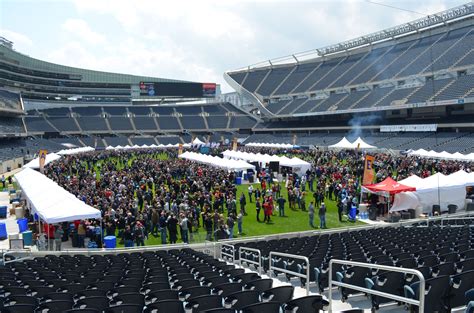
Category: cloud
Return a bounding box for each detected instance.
[62,19,106,44]
[0,29,33,49]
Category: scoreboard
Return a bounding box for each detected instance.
[139,82,216,98]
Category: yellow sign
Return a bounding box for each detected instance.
[232,138,237,151]
[39,149,48,173]
[178,143,183,155]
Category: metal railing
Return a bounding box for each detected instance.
[220,244,235,263]
[239,247,262,276]
[328,259,425,313]
[269,251,310,295]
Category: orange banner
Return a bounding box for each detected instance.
[39,149,47,174]
[363,155,375,185]
[178,143,183,155]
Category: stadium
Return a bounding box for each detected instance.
[0,1,473,312]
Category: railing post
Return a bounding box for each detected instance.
[269,251,310,296]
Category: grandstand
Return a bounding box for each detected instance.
[225,4,474,118]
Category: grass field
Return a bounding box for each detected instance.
[88,154,365,247]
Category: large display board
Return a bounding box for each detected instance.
[139,82,216,98]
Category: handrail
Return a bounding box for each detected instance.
[441,216,474,227]
[239,247,262,276]
[328,259,425,313]
[220,244,235,263]
[269,251,310,295]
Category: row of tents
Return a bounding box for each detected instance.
[362,170,474,215]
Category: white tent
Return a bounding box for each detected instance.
[57,146,95,155]
[192,137,205,146]
[179,151,255,171]
[391,171,471,214]
[352,137,377,149]
[409,149,474,161]
[245,142,294,149]
[329,137,353,149]
[23,153,62,169]
[14,168,102,224]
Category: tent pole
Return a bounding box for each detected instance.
[100,218,103,249]
[47,223,50,251]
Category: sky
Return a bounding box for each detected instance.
[0,0,469,93]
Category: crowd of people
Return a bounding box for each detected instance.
[24,146,472,249]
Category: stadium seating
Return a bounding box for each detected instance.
[0,248,305,313]
[232,225,473,311]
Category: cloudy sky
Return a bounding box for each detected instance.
[0,0,468,92]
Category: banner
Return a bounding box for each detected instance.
[363,155,375,185]
[39,149,48,174]
[178,143,183,155]
[232,138,237,151]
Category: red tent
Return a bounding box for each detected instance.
[363,177,416,195]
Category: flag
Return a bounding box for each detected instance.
[232,138,237,151]
[178,143,183,155]
[39,149,47,174]
[363,155,375,185]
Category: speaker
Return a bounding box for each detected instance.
[269,161,279,172]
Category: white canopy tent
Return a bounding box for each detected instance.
[390,171,474,214]
[245,142,295,149]
[329,137,353,149]
[14,168,102,224]
[192,137,205,146]
[179,151,255,171]
[222,150,311,175]
[409,149,474,161]
[23,153,62,169]
[352,137,377,149]
[57,146,95,155]
[105,143,191,150]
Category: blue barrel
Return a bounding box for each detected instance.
[22,231,33,246]
[17,218,28,233]
[0,222,6,240]
[235,177,242,185]
[104,236,116,249]
[0,205,7,218]
[243,173,248,180]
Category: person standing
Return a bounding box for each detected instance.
[134,222,145,247]
[319,202,327,229]
[255,198,261,222]
[337,199,343,222]
[180,214,189,244]
[167,214,178,244]
[151,209,159,236]
[159,211,168,244]
[308,201,315,228]
[239,193,247,216]
[123,225,134,247]
[237,213,243,236]
[277,195,286,217]
[204,214,213,241]
[77,222,86,248]
[54,225,64,251]
[248,185,253,203]
[227,214,235,239]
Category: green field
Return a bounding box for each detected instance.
[87,154,365,247]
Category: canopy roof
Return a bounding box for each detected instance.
[245,142,294,148]
[105,143,190,150]
[23,153,62,169]
[329,137,377,149]
[408,149,474,161]
[363,177,416,195]
[14,168,101,224]
[57,146,95,155]
[179,151,255,171]
[329,137,353,149]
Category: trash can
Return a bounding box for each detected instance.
[235,177,242,185]
[243,173,248,180]
[9,232,19,240]
[17,218,28,233]
[104,236,116,249]
[22,230,33,246]
[15,206,24,219]
[0,205,7,218]
[0,222,7,240]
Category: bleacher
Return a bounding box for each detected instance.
[231,224,474,312]
[227,20,474,117]
[0,117,24,134]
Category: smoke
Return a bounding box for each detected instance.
[347,113,383,139]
